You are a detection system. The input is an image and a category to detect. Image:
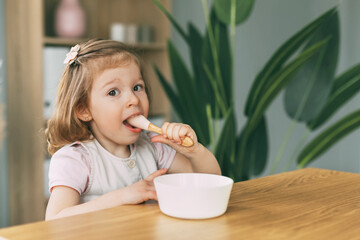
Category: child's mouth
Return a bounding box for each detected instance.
[123,119,142,133]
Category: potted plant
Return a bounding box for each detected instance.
[153,0,360,181]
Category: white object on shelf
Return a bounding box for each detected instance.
[126,24,138,43]
[110,23,127,42]
[43,47,69,119]
[110,23,139,44]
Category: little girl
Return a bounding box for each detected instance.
[45,39,221,220]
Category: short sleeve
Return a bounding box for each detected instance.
[147,132,176,169]
[48,144,91,195]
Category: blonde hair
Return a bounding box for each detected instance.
[45,39,149,155]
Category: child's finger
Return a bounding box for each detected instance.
[151,135,179,148]
[161,122,170,138]
[145,168,167,181]
[172,125,181,143]
[146,190,158,201]
[165,123,175,140]
[179,125,191,138]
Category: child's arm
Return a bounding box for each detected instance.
[45,168,167,220]
[151,122,221,175]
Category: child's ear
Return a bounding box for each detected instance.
[76,105,92,122]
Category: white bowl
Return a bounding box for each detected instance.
[154,173,234,219]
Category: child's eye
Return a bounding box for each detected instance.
[134,84,143,92]
[108,89,119,96]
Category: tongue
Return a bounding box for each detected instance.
[124,120,137,129]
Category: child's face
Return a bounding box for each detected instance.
[87,60,149,153]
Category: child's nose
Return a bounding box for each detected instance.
[125,91,140,107]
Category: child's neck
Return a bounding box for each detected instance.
[96,138,131,158]
[111,145,131,158]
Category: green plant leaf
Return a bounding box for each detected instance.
[188,24,213,116]
[152,0,189,44]
[152,64,185,120]
[236,40,326,177]
[298,110,360,168]
[188,23,205,83]
[214,107,236,177]
[153,64,211,143]
[237,116,268,177]
[202,8,232,116]
[214,0,255,25]
[284,11,339,122]
[167,40,195,104]
[187,23,211,143]
[167,40,209,144]
[215,14,233,106]
[308,63,360,130]
[247,39,328,132]
[245,7,337,117]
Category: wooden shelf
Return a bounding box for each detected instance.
[43,36,88,46]
[43,36,166,50]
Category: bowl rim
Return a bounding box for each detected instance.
[154,172,234,190]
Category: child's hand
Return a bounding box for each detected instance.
[151,122,199,153]
[151,122,221,176]
[120,168,167,205]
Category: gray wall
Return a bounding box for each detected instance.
[171,0,360,177]
[0,0,8,228]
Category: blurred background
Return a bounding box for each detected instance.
[0,0,359,228]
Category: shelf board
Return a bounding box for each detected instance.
[43,37,89,46]
[43,37,166,50]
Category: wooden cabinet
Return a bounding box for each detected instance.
[6,0,171,225]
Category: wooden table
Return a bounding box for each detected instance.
[1,168,360,240]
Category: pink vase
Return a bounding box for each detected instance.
[55,0,86,38]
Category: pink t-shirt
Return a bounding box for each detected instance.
[48,132,176,199]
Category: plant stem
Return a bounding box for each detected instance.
[215,102,221,149]
[203,63,228,115]
[201,0,227,108]
[283,129,310,171]
[206,104,216,152]
[230,0,236,50]
[230,0,236,102]
[270,120,297,174]
[237,121,250,181]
